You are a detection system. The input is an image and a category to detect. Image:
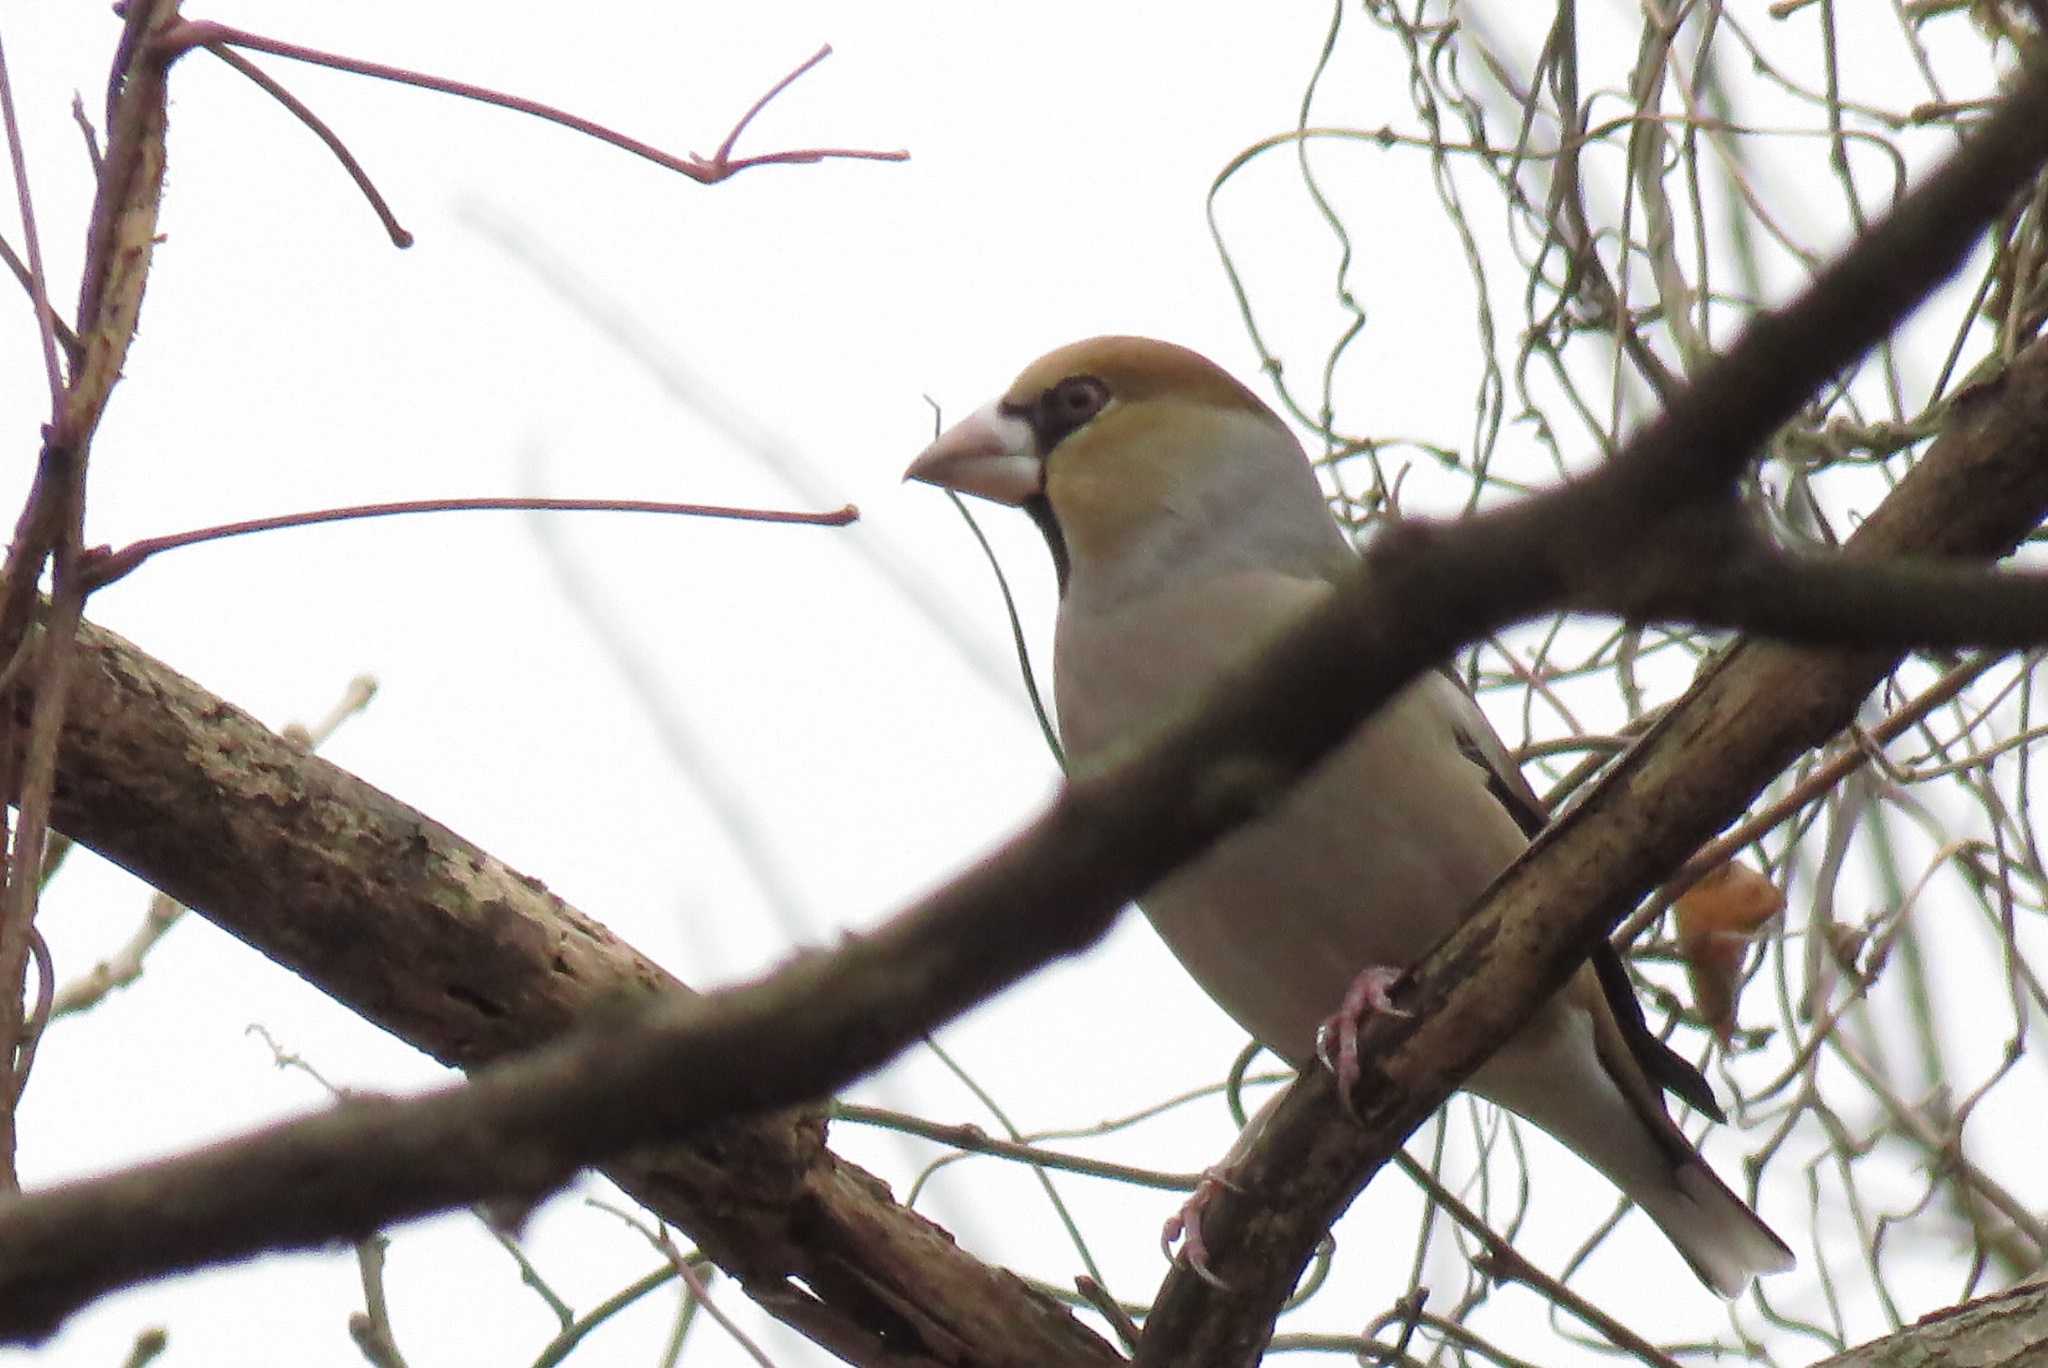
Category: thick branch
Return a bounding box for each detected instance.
[0,613,1116,1362]
[1593,540,2048,648]
[1810,1280,2048,1368]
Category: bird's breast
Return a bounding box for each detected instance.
[1053,573,1529,1062]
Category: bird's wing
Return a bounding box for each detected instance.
[1429,671,1725,1122]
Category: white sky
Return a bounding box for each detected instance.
[0,2,2029,1366]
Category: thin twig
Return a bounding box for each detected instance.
[119,1329,167,1368]
[0,30,65,413]
[832,1102,1200,1191]
[157,23,906,184]
[347,1234,410,1368]
[202,44,411,247]
[0,233,81,368]
[1394,1153,1684,1368]
[68,92,100,174]
[83,496,859,588]
[526,1266,678,1368]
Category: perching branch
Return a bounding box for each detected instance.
[0,607,1121,1364]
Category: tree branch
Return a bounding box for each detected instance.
[1589,537,2048,649]
[0,607,1118,1362]
[1809,1279,2048,1368]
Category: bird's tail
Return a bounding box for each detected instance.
[1630,1157,1796,1298]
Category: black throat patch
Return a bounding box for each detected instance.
[1023,493,1070,596]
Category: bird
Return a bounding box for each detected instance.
[904,334,1794,1296]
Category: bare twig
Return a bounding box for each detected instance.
[0,233,80,370]
[68,93,100,173]
[47,895,178,1020]
[202,44,411,247]
[347,1234,409,1368]
[1392,1153,1684,1368]
[119,1328,167,1368]
[0,29,65,413]
[156,24,906,184]
[83,496,859,588]
[526,1266,677,1368]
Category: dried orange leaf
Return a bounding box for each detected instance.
[1675,861,1786,1044]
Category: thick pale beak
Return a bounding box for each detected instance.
[903,402,1041,506]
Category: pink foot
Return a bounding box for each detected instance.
[1161,1166,1243,1290]
[1314,964,1412,1117]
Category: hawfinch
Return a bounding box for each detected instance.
[906,335,1793,1296]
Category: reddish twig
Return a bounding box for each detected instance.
[0,9,179,1104]
[0,31,66,415]
[0,6,110,1196]
[81,495,861,588]
[6,929,51,1110]
[68,93,101,175]
[0,237,81,369]
[709,44,832,168]
[155,24,907,185]
[202,44,411,248]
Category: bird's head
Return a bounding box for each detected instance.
[905,336,1329,593]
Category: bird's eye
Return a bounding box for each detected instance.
[1041,376,1108,437]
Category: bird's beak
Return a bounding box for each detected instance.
[903,402,1041,506]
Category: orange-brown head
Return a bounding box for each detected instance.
[907,337,1339,593]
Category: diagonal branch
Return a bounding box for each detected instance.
[1583,535,2048,647]
[0,602,1120,1363]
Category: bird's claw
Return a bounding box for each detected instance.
[1162,1167,1245,1291]
[1315,964,1411,1119]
